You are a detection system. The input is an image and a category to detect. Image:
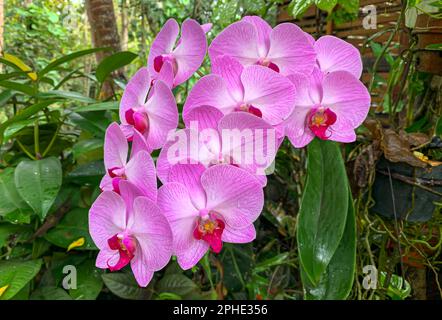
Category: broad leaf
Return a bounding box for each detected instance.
[95,51,138,83]
[297,139,349,285]
[102,273,153,300]
[14,157,62,221]
[289,0,314,18]
[39,47,110,77]
[30,287,72,300]
[315,0,338,13]
[301,190,356,299]
[69,259,103,300]
[0,259,42,300]
[44,208,96,250]
[0,168,30,217]
[156,274,198,298]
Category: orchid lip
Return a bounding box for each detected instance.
[193,211,225,254]
[307,107,337,140]
[107,232,136,271]
[235,104,263,118]
[125,109,149,134]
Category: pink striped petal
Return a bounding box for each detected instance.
[148,19,180,77]
[104,123,128,170]
[208,20,260,65]
[211,55,245,102]
[241,16,272,57]
[183,74,237,121]
[130,129,151,158]
[176,240,209,270]
[89,191,126,249]
[201,165,263,229]
[96,248,119,269]
[167,163,207,210]
[322,71,371,131]
[129,197,173,272]
[157,182,200,254]
[144,80,178,150]
[130,261,154,287]
[267,23,316,75]
[241,65,295,125]
[125,151,157,202]
[315,35,363,78]
[173,19,207,86]
[118,180,143,216]
[222,224,256,243]
[119,67,151,125]
[184,105,224,131]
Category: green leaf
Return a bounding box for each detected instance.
[39,90,96,103]
[301,190,356,299]
[44,208,97,250]
[102,273,153,300]
[156,274,198,298]
[95,51,138,83]
[39,47,110,77]
[0,80,35,96]
[0,99,59,144]
[315,0,338,12]
[14,157,62,221]
[379,272,411,300]
[69,259,103,300]
[73,101,119,112]
[0,168,30,217]
[289,0,314,18]
[30,287,72,300]
[0,259,42,300]
[426,43,442,51]
[297,139,349,285]
[0,90,15,107]
[338,0,359,14]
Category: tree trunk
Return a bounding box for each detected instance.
[85,0,122,99]
[120,0,129,51]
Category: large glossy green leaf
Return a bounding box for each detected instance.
[289,0,314,18]
[69,259,103,300]
[30,287,72,300]
[0,259,42,300]
[301,191,356,299]
[39,47,110,77]
[95,51,138,83]
[102,273,153,300]
[0,168,30,217]
[297,139,349,285]
[14,157,62,221]
[44,208,96,250]
[315,0,338,13]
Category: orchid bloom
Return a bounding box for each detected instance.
[284,68,371,148]
[306,34,363,79]
[209,16,316,75]
[157,108,278,186]
[100,122,157,200]
[157,164,263,270]
[183,55,295,127]
[119,67,178,151]
[147,18,207,88]
[89,181,173,287]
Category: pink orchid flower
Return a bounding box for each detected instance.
[89,180,173,287]
[157,164,263,270]
[284,67,371,148]
[183,55,295,127]
[157,107,278,186]
[209,16,316,75]
[119,67,178,151]
[100,122,157,200]
[306,34,363,79]
[147,18,207,88]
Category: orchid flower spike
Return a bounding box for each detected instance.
[158,164,263,270]
[119,67,178,151]
[209,16,316,75]
[148,18,207,88]
[284,67,371,148]
[100,122,157,200]
[183,55,295,127]
[89,181,173,287]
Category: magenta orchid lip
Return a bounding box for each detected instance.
[89,15,370,288]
